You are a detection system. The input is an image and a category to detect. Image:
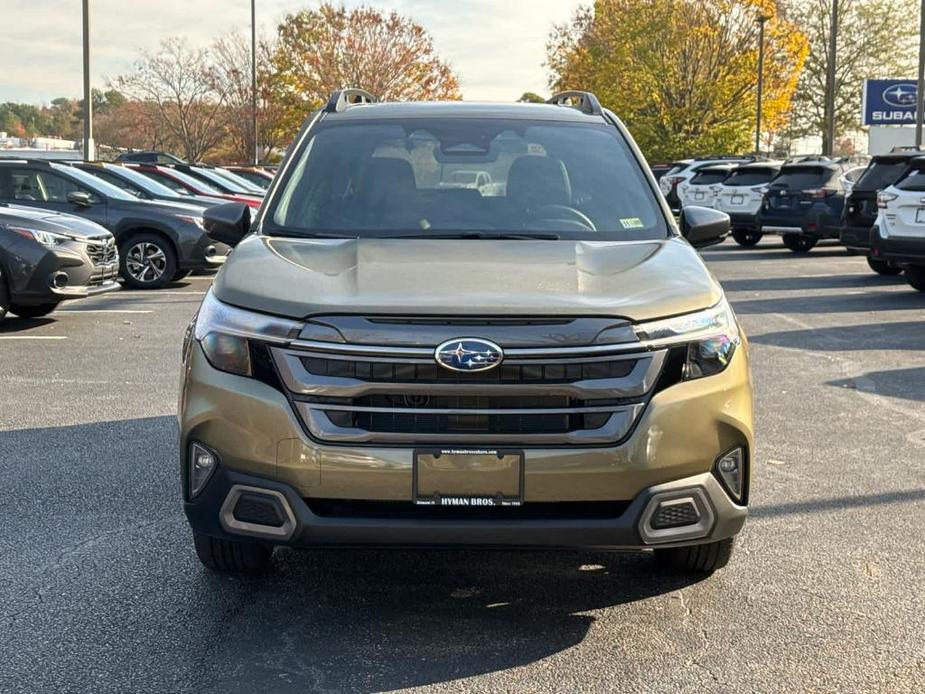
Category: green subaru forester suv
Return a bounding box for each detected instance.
[179,90,752,575]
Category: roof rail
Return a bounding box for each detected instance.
[890,145,925,153]
[324,88,378,113]
[546,91,603,116]
[692,154,756,162]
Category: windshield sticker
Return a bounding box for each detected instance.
[527,143,546,156]
[620,217,645,229]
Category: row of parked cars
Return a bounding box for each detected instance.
[654,148,925,291]
[0,155,275,321]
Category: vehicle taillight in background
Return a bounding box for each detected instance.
[877,192,898,209]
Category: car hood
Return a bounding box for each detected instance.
[1,204,111,240]
[213,236,722,322]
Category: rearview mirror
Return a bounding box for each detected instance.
[203,202,251,247]
[66,191,93,207]
[680,206,730,248]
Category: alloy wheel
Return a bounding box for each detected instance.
[125,242,168,283]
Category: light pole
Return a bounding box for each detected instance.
[81,0,94,160]
[251,0,258,165]
[823,0,838,156]
[755,14,769,156]
[916,0,924,147]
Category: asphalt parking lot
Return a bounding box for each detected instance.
[1,239,924,694]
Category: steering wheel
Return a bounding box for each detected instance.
[533,204,597,232]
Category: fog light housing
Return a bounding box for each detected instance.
[714,447,746,503]
[189,442,218,498]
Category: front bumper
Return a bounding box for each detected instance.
[185,466,746,550]
[179,337,753,549]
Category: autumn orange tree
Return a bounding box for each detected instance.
[272,4,462,134]
[547,0,808,161]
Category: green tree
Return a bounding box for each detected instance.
[272,3,461,135]
[786,0,919,153]
[518,92,546,103]
[547,0,808,161]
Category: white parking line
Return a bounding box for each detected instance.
[56,309,153,314]
[107,291,204,296]
[0,336,67,340]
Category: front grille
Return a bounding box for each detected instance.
[85,238,118,265]
[305,498,632,520]
[270,320,665,446]
[301,356,635,384]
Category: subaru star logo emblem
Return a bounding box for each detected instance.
[883,83,918,108]
[434,338,503,372]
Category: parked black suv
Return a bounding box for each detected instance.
[0,159,229,288]
[759,159,854,252]
[1,204,118,319]
[841,151,922,274]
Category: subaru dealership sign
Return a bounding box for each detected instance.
[862,79,922,125]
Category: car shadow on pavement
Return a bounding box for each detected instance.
[193,548,707,693]
[749,320,925,351]
[750,488,925,519]
[0,316,55,332]
[827,367,925,402]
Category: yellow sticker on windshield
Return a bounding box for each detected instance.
[620,217,645,229]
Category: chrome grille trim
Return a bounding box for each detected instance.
[271,347,665,399]
[288,338,649,359]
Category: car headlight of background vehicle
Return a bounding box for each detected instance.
[193,289,300,376]
[634,298,740,380]
[6,225,70,247]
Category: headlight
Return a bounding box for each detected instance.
[174,214,205,229]
[634,298,740,379]
[194,290,300,376]
[7,225,70,247]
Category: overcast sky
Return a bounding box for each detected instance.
[0,0,583,104]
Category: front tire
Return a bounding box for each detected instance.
[782,234,817,253]
[11,303,58,319]
[732,230,762,247]
[119,233,177,289]
[654,537,735,573]
[866,257,902,276]
[192,531,272,573]
[906,266,925,292]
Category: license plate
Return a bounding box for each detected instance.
[730,194,744,205]
[414,449,524,507]
[695,192,705,200]
[917,208,925,224]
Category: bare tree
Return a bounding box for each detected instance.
[114,37,228,161]
[210,30,287,162]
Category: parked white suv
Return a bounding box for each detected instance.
[871,156,925,291]
[677,164,735,210]
[713,162,782,246]
[659,157,756,213]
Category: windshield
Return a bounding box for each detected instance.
[770,167,832,190]
[53,164,137,201]
[156,167,222,194]
[897,166,925,192]
[723,168,777,186]
[269,118,667,240]
[191,167,255,195]
[690,170,729,185]
[108,165,183,198]
[854,160,911,192]
[211,168,266,193]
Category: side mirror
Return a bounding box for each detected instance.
[680,206,730,248]
[203,202,251,247]
[67,191,93,207]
